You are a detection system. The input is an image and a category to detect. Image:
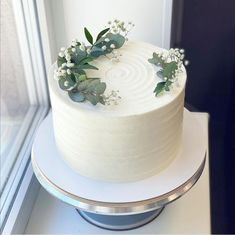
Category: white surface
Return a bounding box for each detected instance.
[63,0,172,48]
[26,113,210,234]
[46,0,172,62]
[32,109,205,203]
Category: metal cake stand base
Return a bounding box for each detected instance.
[31,109,207,231]
[77,208,164,231]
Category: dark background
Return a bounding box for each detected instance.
[171,0,235,233]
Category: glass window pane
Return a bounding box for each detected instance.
[0,0,30,192]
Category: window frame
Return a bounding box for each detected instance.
[1,0,50,233]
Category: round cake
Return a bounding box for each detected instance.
[48,41,187,182]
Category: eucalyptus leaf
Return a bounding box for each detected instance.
[72,68,86,74]
[79,57,94,65]
[154,82,166,96]
[85,93,98,105]
[57,56,66,67]
[97,95,105,105]
[105,33,125,48]
[58,77,76,91]
[96,28,110,42]
[71,47,87,64]
[84,27,93,45]
[148,58,157,65]
[148,52,164,66]
[73,63,98,70]
[58,78,67,90]
[162,61,177,79]
[77,80,92,91]
[78,64,98,70]
[68,91,85,102]
[74,73,81,83]
[164,80,173,91]
[87,79,100,92]
[89,46,106,57]
[94,82,106,94]
[70,73,76,83]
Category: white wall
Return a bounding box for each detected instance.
[47,0,172,60]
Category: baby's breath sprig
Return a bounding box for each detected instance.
[103,90,121,106]
[54,20,132,105]
[148,48,186,96]
[107,19,134,40]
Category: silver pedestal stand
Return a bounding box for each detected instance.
[32,110,207,231]
[77,208,164,231]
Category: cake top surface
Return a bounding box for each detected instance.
[49,41,186,117]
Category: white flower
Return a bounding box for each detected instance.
[87,48,91,54]
[71,42,77,47]
[102,45,107,50]
[180,49,185,53]
[67,69,71,75]
[184,60,189,66]
[60,47,65,51]
[55,71,61,77]
[61,69,66,74]
[66,54,71,61]
[71,48,76,52]
[64,81,69,87]
[104,38,110,42]
[64,49,69,55]
[62,63,66,68]
[79,43,86,51]
[110,44,116,49]
[59,52,64,57]
[67,62,74,68]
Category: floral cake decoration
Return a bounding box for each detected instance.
[54,20,187,105]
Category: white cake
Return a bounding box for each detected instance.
[48,41,186,182]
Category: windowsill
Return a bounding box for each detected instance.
[1,106,48,234]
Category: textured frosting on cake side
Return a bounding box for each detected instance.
[48,41,187,182]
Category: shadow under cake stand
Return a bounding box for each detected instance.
[31,109,207,231]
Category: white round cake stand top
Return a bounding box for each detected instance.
[31,108,207,215]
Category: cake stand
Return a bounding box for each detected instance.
[31,109,207,231]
